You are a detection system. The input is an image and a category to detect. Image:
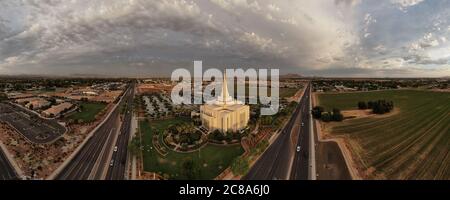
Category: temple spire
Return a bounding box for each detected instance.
[222,71,229,105]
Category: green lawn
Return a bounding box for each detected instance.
[317,90,450,179]
[68,102,106,123]
[140,119,244,180]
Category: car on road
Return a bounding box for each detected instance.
[296,146,301,152]
[113,146,118,152]
[301,122,304,127]
[110,159,114,167]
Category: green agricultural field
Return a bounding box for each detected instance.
[140,119,244,180]
[280,88,299,98]
[230,84,301,99]
[317,90,450,179]
[68,102,106,123]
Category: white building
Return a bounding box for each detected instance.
[200,73,250,134]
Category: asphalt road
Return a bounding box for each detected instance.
[105,84,135,180]
[55,83,134,180]
[0,149,17,180]
[290,84,311,180]
[244,83,311,180]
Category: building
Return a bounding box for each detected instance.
[26,98,51,110]
[200,73,250,133]
[8,93,34,99]
[42,102,74,118]
[82,91,99,96]
[15,97,50,110]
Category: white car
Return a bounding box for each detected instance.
[113,146,118,152]
[301,122,304,127]
[110,159,114,167]
[296,146,301,152]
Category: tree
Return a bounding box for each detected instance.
[358,101,367,109]
[260,116,273,125]
[321,112,331,122]
[190,131,202,142]
[312,106,324,119]
[367,101,374,109]
[225,131,234,142]
[128,136,141,156]
[179,134,189,145]
[371,100,394,114]
[49,98,57,105]
[331,108,344,121]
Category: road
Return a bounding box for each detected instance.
[0,149,17,180]
[244,83,311,180]
[105,84,135,180]
[290,83,311,180]
[55,83,134,180]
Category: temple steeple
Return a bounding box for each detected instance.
[222,72,229,105]
[207,70,239,106]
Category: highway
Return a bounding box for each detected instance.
[105,84,135,180]
[0,149,17,180]
[290,84,311,180]
[244,83,311,180]
[55,83,135,180]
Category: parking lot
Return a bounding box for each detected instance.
[0,103,66,144]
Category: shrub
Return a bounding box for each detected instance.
[372,100,394,114]
[321,112,331,122]
[358,101,368,109]
[331,108,344,121]
[312,106,324,119]
[367,101,374,109]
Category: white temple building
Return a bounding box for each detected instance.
[200,73,250,134]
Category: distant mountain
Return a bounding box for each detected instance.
[280,73,303,79]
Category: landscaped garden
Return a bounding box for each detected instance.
[163,122,208,152]
[139,118,244,180]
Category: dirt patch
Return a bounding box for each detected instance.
[342,109,372,119]
[429,88,450,93]
[341,108,400,120]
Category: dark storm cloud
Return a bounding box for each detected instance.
[0,0,449,77]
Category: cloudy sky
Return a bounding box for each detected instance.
[0,0,449,77]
